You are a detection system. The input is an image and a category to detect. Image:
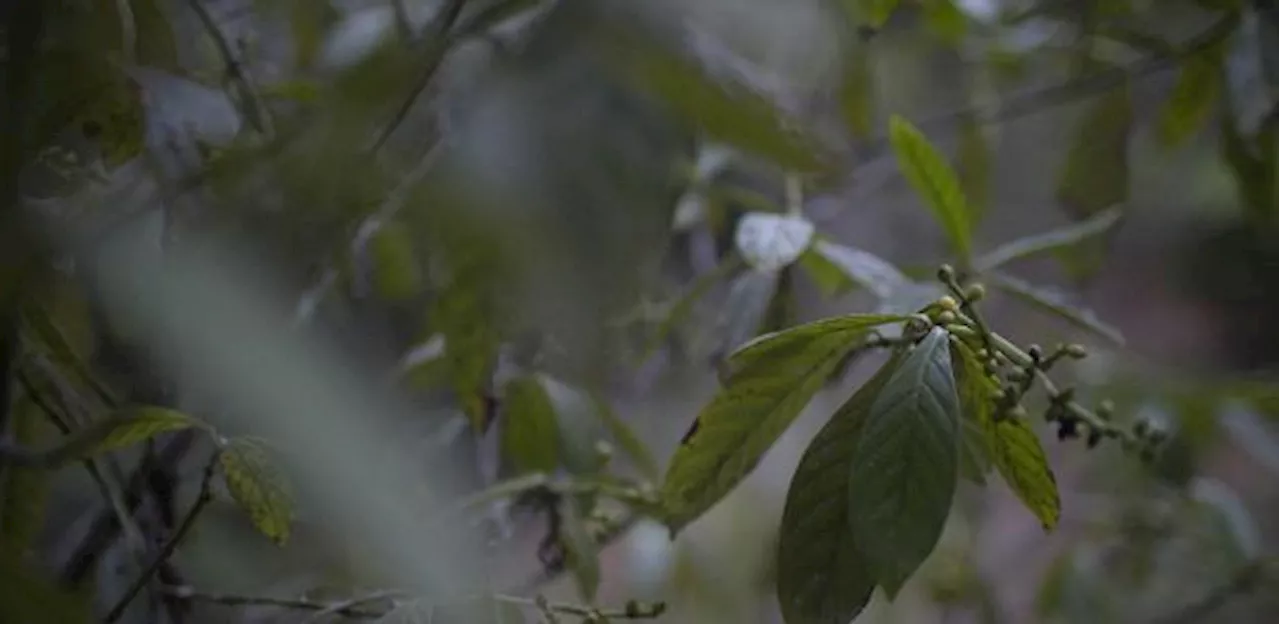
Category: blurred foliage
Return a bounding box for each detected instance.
[0,0,1274,623]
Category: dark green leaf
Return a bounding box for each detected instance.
[845,0,903,29]
[955,116,991,223]
[847,327,960,597]
[776,353,903,624]
[0,399,52,549]
[1158,44,1225,146]
[131,0,180,70]
[662,314,905,533]
[220,437,294,545]
[923,0,968,46]
[1055,83,1132,218]
[889,115,974,260]
[975,208,1123,271]
[0,545,92,624]
[987,415,1060,530]
[501,376,561,475]
[559,497,601,601]
[988,273,1125,346]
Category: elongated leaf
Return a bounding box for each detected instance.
[662,314,905,532]
[889,116,973,260]
[1158,44,1225,147]
[838,39,876,140]
[1056,83,1132,218]
[955,116,991,223]
[85,407,199,458]
[975,208,1123,271]
[777,353,903,624]
[592,395,661,481]
[0,399,52,549]
[220,438,294,545]
[810,240,910,300]
[952,343,996,485]
[501,376,561,475]
[988,273,1125,346]
[847,327,960,597]
[799,247,857,297]
[559,497,601,600]
[987,416,1060,530]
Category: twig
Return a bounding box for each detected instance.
[104,454,219,623]
[301,590,403,622]
[184,0,274,137]
[160,586,387,618]
[370,0,469,151]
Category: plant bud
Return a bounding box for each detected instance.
[936,310,957,324]
[1027,344,1043,361]
[937,295,960,312]
[1064,344,1089,359]
[937,264,956,282]
[963,283,986,302]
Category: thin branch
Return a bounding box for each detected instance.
[855,13,1239,167]
[184,0,274,137]
[104,454,219,623]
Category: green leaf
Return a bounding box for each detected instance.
[776,353,903,624]
[501,376,561,475]
[954,116,991,223]
[923,0,968,46]
[0,399,53,549]
[1055,83,1132,218]
[131,0,180,70]
[952,343,996,485]
[607,36,829,172]
[975,209,1123,271]
[987,272,1125,346]
[592,395,661,481]
[1221,103,1276,225]
[662,314,905,533]
[219,437,294,545]
[809,240,910,300]
[559,496,601,601]
[846,327,959,597]
[0,545,92,624]
[987,416,1060,531]
[84,407,200,458]
[1158,44,1225,146]
[540,376,610,477]
[838,39,877,140]
[889,115,974,260]
[369,221,422,301]
[798,247,858,297]
[845,0,903,29]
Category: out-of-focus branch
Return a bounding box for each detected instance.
[184,0,274,137]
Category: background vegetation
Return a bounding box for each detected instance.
[0,0,1275,623]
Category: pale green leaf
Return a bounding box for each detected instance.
[809,240,910,300]
[501,376,561,475]
[988,273,1125,346]
[369,221,422,301]
[889,115,974,260]
[847,327,960,597]
[1056,83,1132,218]
[955,116,991,223]
[975,209,1123,272]
[987,415,1060,530]
[662,314,905,533]
[220,437,294,545]
[776,353,903,624]
[1158,45,1225,146]
[84,407,200,458]
[559,496,601,600]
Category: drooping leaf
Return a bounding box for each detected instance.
[975,209,1123,271]
[219,437,294,545]
[838,38,877,140]
[776,352,903,624]
[592,394,661,481]
[501,376,561,475]
[559,496,601,601]
[952,343,996,485]
[662,314,905,533]
[954,116,991,223]
[605,34,829,172]
[846,327,960,597]
[735,213,816,272]
[889,115,974,260]
[82,407,200,458]
[987,415,1060,531]
[1158,43,1225,147]
[809,240,910,300]
[988,272,1125,346]
[368,221,422,301]
[1056,82,1132,218]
